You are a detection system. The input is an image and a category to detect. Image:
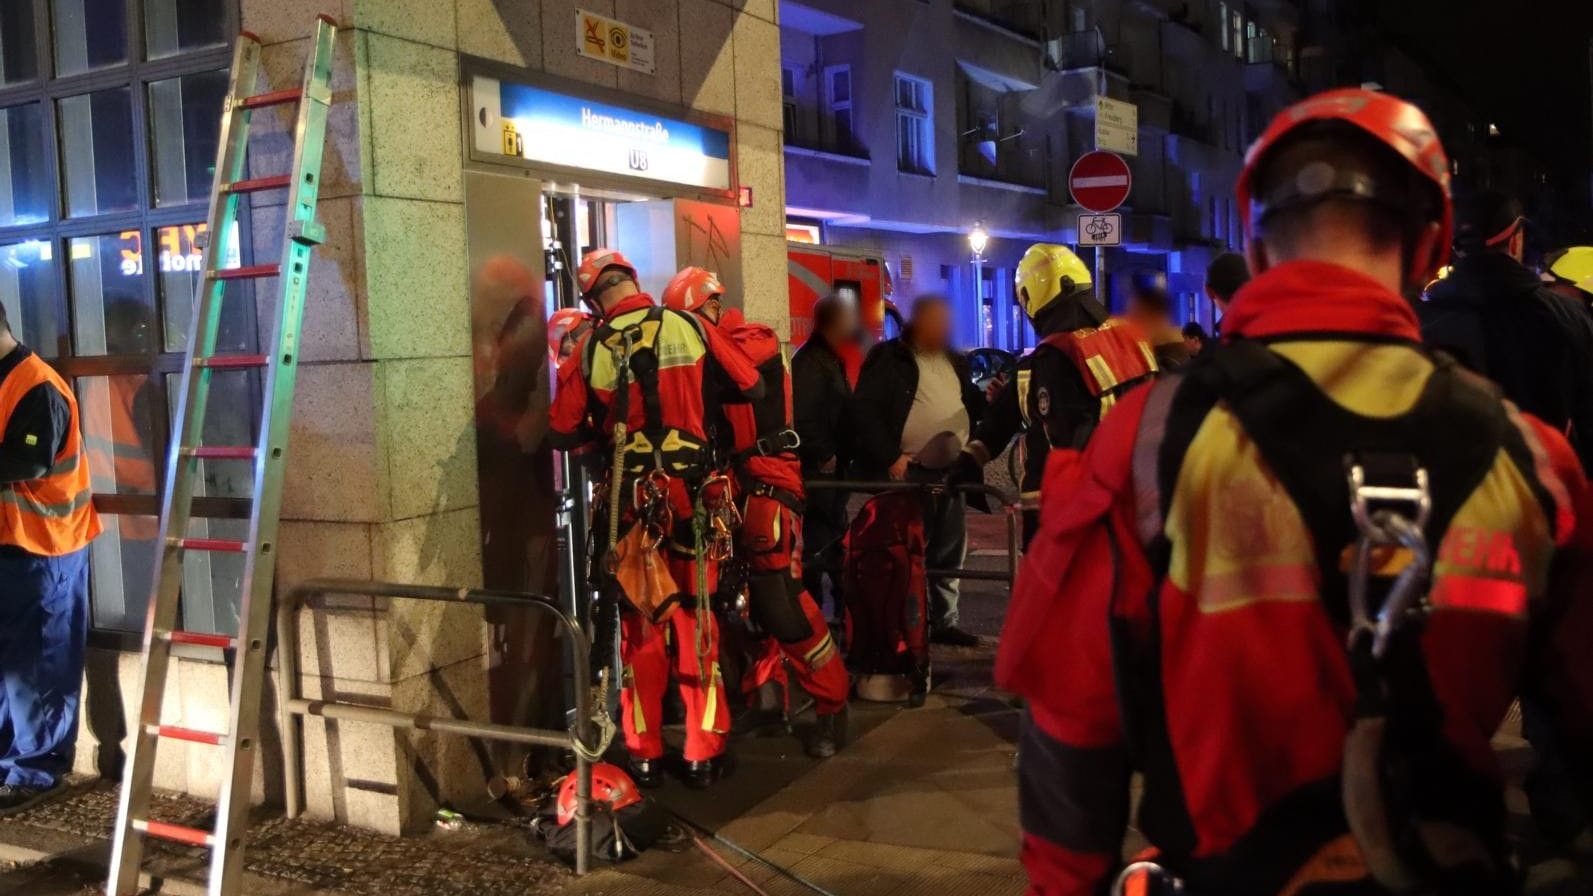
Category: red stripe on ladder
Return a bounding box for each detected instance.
[152,725,229,746]
[240,89,302,109]
[166,630,237,649]
[173,538,248,553]
[137,819,216,848]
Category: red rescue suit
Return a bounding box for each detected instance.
[550,293,764,763]
[717,321,848,715]
[997,262,1593,895]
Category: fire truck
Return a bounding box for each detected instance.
[786,243,902,346]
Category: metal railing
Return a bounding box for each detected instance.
[276,579,598,874]
[805,481,1022,586]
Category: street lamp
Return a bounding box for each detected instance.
[969,220,990,261]
[969,221,990,346]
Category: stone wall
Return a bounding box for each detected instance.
[73,0,784,835]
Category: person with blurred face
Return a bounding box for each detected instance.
[849,295,986,647]
[1123,272,1192,370]
[792,294,860,622]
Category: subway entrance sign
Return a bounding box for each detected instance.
[1068,151,1132,213]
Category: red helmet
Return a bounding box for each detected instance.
[556,762,642,826]
[1237,88,1453,275]
[661,266,725,315]
[547,308,593,362]
[576,249,637,299]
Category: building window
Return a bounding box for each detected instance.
[781,66,798,140]
[1229,7,1244,58]
[0,0,248,639]
[823,64,853,153]
[1218,2,1230,52]
[895,72,933,175]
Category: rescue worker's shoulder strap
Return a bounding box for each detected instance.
[661,305,707,344]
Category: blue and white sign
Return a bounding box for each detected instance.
[472,75,732,192]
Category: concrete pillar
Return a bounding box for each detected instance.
[172,0,783,829]
[73,0,785,834]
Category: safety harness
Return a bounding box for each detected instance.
[583,306,712,478]
[1112,339,1554,896]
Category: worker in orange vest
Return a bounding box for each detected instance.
[0,301,102,815]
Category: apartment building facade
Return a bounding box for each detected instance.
[780,0,1307,347]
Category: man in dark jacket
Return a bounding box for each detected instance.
[1420,190,1593,851]
[1420,190,1593,471]
[792,294,857,618]
[850,296,986,646]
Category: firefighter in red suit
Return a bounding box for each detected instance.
[998,88,1593,895]
[550,249,764,790]
[954,243,1158,546]
[662,267,852,759]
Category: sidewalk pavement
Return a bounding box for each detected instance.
[0,528,1027,896]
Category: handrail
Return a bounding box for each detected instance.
[804,480,1022,587]
[276,579,596,874]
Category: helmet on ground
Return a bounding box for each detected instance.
[556,762,642,826]
[1544,246,1593,296]
[661,266,725,315]
[1237,88,1453,282]
[547,308,593,362]
[1015,243,1093,322]
[576,249,637,300]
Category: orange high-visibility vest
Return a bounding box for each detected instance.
[0,353,103,555]
[83,375,158,541]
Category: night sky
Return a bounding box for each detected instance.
[1379,1,1593,175]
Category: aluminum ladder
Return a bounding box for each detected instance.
[108,16,337,896]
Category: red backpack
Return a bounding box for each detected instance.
[842,491,930,691]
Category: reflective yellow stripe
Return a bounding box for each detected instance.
[1016,369,1033,426]
[625,665,647,734]
[701,662,721,732]
[804,633,836,668]
[1085,354,1118,391]
[1139,342,1159,372]
[1098,391,1118,419]
[0,485,94,519]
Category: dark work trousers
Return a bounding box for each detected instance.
[800,474,849,621]
[924,489,967,630]
[0,545,90,788]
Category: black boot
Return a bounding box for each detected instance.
[629,757,664,789]
[682,753,734,790]
[807,705,849,759]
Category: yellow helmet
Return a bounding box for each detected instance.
[1545,246,1593,294]
[1015,243,1093,321]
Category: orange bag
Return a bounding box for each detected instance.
[611,523,681,623]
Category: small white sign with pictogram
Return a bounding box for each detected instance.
[1078,213,1123,247]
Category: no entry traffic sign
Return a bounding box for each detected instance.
[1069,151,1132,213]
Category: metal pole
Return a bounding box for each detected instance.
[277,596,303,820]
[1095,66,1109,309]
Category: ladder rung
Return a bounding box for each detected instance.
[240,89,302,110]
[194,354,269,370]
[150,724,229,747]
[183,446,258,460]
[135,819,216,848]
[213,264,280,281]
[172,538,249,553]
[164,630,237,649]
[224,174,293,194]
